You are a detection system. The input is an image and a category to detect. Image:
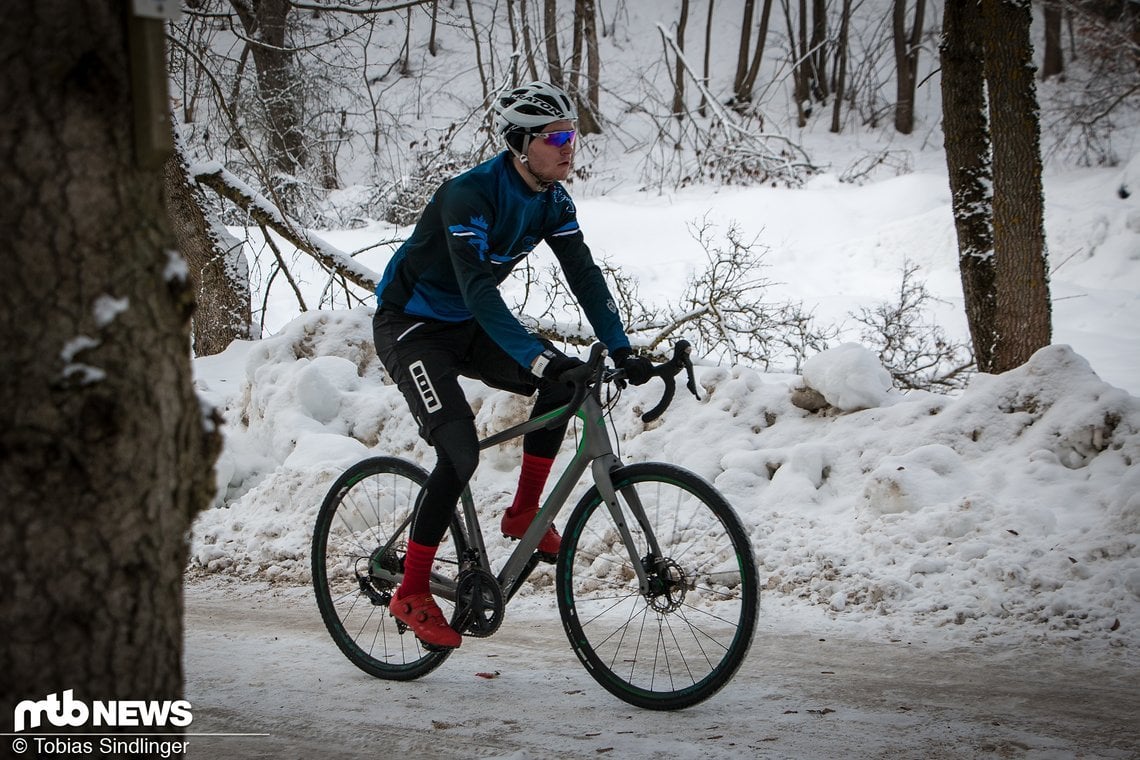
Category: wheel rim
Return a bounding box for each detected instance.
[561,472,755,706]
[316,464,459,673]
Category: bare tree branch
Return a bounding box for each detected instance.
[194,163,381,292]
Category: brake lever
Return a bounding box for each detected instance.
[680,345,700,401]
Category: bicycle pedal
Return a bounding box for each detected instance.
[419,638,457,653]
[390,611,410,635]
[535,550,558,565]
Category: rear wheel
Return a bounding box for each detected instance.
[556,463,758,710]
[312,456,466,680]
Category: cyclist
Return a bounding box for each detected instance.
[372,81,652,649]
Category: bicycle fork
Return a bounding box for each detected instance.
[591,456,664,596]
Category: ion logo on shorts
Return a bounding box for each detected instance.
[409,360,443,413]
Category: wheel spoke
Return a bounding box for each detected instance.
[312,457,461,681]
[558,464,757,710]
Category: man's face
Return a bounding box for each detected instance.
[526,119,576,182]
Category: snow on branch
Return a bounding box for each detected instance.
[192,162,381,292]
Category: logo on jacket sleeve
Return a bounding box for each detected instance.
[448,216,491,259]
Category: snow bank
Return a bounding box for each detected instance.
[191,309,1140,647]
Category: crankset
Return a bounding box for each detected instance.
[452,568,504,638]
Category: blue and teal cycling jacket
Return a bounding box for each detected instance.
[375,151,630,369]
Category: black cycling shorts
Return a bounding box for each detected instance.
[373,307,546,442]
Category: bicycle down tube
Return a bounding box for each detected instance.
[489,390,623,598]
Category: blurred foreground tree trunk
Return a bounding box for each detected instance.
[0,0,219,742]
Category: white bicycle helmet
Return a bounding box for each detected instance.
[493,81,577,137]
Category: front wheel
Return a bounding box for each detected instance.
[312,456,466,681]
[556,463,758,710]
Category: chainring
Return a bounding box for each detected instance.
[452,568,504,638]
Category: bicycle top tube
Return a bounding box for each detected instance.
[477,343,607,452]
[476,340,699,452]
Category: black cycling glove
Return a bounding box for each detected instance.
[612,347,654,386]
[531,348,586,381]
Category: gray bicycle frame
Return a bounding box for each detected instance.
[428,385,663,602]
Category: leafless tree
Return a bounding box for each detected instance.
[672,0,691,119]
[165,143,253,356]
[1042,0,1066,79]
[638,218,834,371]
[572,0,603,133]
[1039,0,1140,166]
[941,0,1052,373]
[892,0,926,134]
[852,261,975,392]
[831,0,853,132]
[982,0,1052,370]
[940,0,998,372]
[734,0,776,109]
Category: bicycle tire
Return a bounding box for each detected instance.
[556,462,758,710]
[312,456,466,681]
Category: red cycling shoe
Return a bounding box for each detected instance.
[389,591,462,649]
[501,508,561,557]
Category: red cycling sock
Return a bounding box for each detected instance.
[398,539,437,598]
[508,453,555,516]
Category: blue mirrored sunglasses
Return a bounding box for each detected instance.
[534,129,576,147]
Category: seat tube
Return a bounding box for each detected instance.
[458,486,486,564]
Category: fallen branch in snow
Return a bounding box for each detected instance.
[193,162,381,292]
[656,25,817,186]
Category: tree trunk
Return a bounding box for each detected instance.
[230,0,309,209]
[981,0,1052,370]
[429,0,440,56]
[893,0,927,134]
[673,0,690,119]
[519,0,541,81]
[740,0,776,107]
[734,0,757,102]
[164,148,252,356]
[782,0,810,126]
[1041,2,1064,80]
[0,0,219,743]
[810,0,829,100]
[700,0,715,116]
[576,0,602,134]
[831,0,853,133]
[941,0,997,371]
[544,0,565,88]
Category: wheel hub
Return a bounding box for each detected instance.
[643,555,689,613]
